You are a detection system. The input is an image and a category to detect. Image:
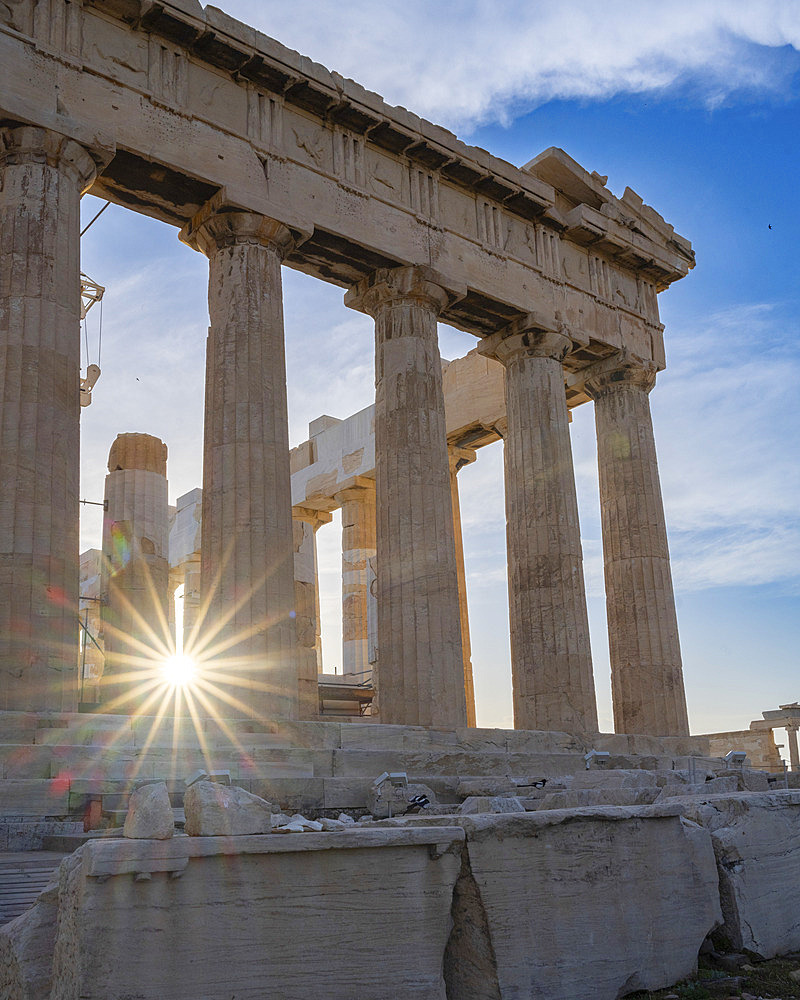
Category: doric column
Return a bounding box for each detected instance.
[345,266,467,729]
[479,315,598,734]
[292,507,331,720]
[585,358,689,736]
[99,434,170,711]
[448,447,477,727]
[0,126,98,713]
[335,480,376,678]
[180,204,302,720]
[784,724,799,773]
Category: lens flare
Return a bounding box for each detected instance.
[161,654,197,688]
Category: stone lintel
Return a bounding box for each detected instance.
[179,187,312,257]
[763,708,800,724]
[344,265,466,317]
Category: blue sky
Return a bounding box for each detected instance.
[78,1,800,744]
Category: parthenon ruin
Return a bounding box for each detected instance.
[0,0,696,735]
[2,4,799,999]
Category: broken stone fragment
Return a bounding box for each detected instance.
[367,782,436,819]
[318,817,346,831]
[289,814,324,831]
[123,781,174,840]
[337,812,356,825]
[273,821,306,834]
[184,781,272,836]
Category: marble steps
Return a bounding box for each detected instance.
[0,851,67,926]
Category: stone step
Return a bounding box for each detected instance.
[0,710,715,757]
[0,851,66,926]
[0,779,71,818]
[328,748,586,778]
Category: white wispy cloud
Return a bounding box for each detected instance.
[218,0,800,128]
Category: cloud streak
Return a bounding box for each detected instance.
[219,0,800,128]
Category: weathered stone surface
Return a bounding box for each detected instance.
[99,435,170,709]
[0,126,96,714]
[273,821,306,833]
[478,323,598,734]
[368,782,436,819]
[336,481,376,677]
[658,775,740,799]
[49,828,464,999]
[534,787,661,809]
[585,361,689,737]
[0,879,58,1000]
[123,781,174,840]
[292,509,331,719]
[184,781,273,837]
[444,809,721,1000]
[345,266,467,730]
[183,209,300,721]
[572,768,661,790]
[459,796,525,814]
[456,777,520,798]
[678,792,800,959]
[318,817,347,831]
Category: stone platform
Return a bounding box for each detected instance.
[3,794,800,1000]
[0,709,724,843]
[1,710,799,999]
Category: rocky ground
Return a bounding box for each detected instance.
[631,952,800,999]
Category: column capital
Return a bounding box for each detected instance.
[344,264,466,318]
[477,311,571,366]
[584,354,657,399]
[0,125,101,193]
[293,506,333,532]
[180,189,311,259]
[334,478,376,506]
[448,445,477,473]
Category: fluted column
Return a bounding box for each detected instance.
[335,481,376,678]
[180,205,301,720]
[586,359,689,736]
[479,315,598,733]
[99,434,170,711]
[786,725,800,773]
[292,507,331,720]
[449,447,477,727]
[0,126,98,713]
[345,266,467,728]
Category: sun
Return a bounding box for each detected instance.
[161,653,198,688]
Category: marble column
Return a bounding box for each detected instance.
[784,724,799,773]
[99,434,170,711]
[586,359,689,736]
[479,316,598,734]
[180,207,300,720]
[0,126,97,713]
[292,507,331,720]
[345,266,467,729]
[335,481,376,678]
[449,447,477,727]
[181,557,202,653]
